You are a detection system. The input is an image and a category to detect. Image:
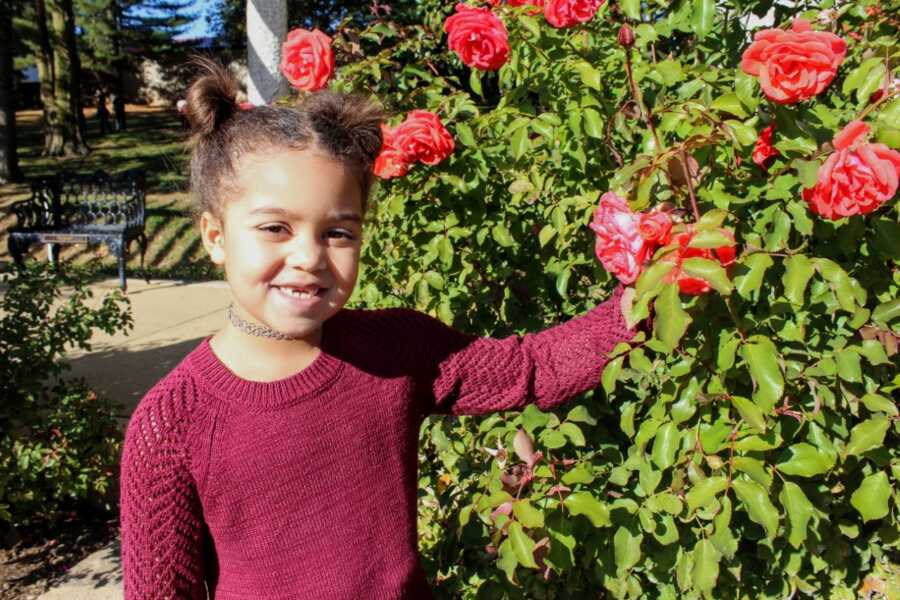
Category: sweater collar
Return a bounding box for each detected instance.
[186,312,346,411]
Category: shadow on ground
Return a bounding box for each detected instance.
[65,336,207,420]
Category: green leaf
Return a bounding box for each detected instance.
[681,258,733,295]
[711,94,748,118]
[686,476,728,514]
[857,63,887,105]
[776,443,835,477]
[859,340,890,366]
[602,356,625,395]
[559,422,586,446]
[872,298,900,325]
[651,422,681,470]
[782,255,815,306]
[455,122,476,147]
[519,14,541,38]
[692,538,720,593]
[688,229,734,249]
[734,253,773,299]
[621,0,641,19]
[492,223,516,247]
[575,61,603,91]
[424,271,444,290]
[733,456,772,489]
[469,69,483,98]
[566,404,598,425]
[555,267,572,299]
[843,57,882,95]
[538,224,556,248]
[510,126,530,160]
[859,393,898,416]
[725,119,757,147]
[636,261,675,298]
[735,70,759,112]
[497,538,518,583]
[565,491,611,527]
[845,417,890,457]
[779,482,814,549]
[732,395,767,433]
[732,479,779,540]
[711,497,738,559]
[513,500,545,529]
[614,525,643,574]
[836,350,862,383]
[850,472,891,522]
[654,284,693,352]
[740,336,784,413]
[508,521,539,568]
[583,108,604,139]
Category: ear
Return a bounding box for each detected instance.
[200,211,226,265]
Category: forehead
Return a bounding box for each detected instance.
[229,149,362,217]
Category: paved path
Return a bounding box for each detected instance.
[36,277,230,599]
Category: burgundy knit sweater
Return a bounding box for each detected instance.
[119,289,634,599]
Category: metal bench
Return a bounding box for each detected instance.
[7,170,149,291]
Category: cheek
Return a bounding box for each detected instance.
[331,248,361,286]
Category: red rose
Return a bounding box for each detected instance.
[740,19,846,104]
[664,228,737,295]
[543,0,603,29]
[444,4,510,72]
[752,124,779,169]
[393,111,455,166]
[638,211,673,245]
[280,28,334,92]
[374,124,410,179]
[589,192,651,285]
[802,120,900,220]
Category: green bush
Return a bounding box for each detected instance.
[0,263,132,529]
[326,0,900,597]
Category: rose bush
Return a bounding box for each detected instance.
[327,0,900,597]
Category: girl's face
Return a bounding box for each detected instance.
[200,149,364,344]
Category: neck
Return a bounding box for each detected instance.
[216,304,323,364]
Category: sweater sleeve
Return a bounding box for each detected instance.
[416,285,636,416]
[119,379,209,599]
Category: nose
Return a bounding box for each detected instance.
[283,229,327,273]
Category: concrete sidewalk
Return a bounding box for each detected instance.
[36,277,231,600]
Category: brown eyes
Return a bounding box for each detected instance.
[258,225,357,242]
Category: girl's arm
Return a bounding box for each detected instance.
[416,285,636,416]
[119,385,209,599]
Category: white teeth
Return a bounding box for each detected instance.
[280,287,316,299]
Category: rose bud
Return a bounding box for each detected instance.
[618,24,635,49]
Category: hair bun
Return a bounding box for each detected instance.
[185,57,239,141]
[302,91,384,168]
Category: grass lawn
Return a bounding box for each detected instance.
[0,105,223,282]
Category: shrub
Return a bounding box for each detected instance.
[283,0,899,595]
[0,263,132,530]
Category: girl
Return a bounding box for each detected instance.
[119,60,638,600]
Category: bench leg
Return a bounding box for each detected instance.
[46,243,58,268]
[8,237,26,268]
[137,232,150,284]
[109,239,127,292]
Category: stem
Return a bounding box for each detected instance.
[679,148,702,221]
[624,48,662,151]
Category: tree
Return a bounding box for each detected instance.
[0,0,23,183]
[36,0,89,156]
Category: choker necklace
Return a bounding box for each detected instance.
[226,304,299,340]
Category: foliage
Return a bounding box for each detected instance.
[330,0,900,597]
[0,262,132,529]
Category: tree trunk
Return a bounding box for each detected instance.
[41,0,88,156]
[0,0,23,183]
[35,0,55,152]
[246,0,287,105]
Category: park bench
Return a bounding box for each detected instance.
[7,170,149,291]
